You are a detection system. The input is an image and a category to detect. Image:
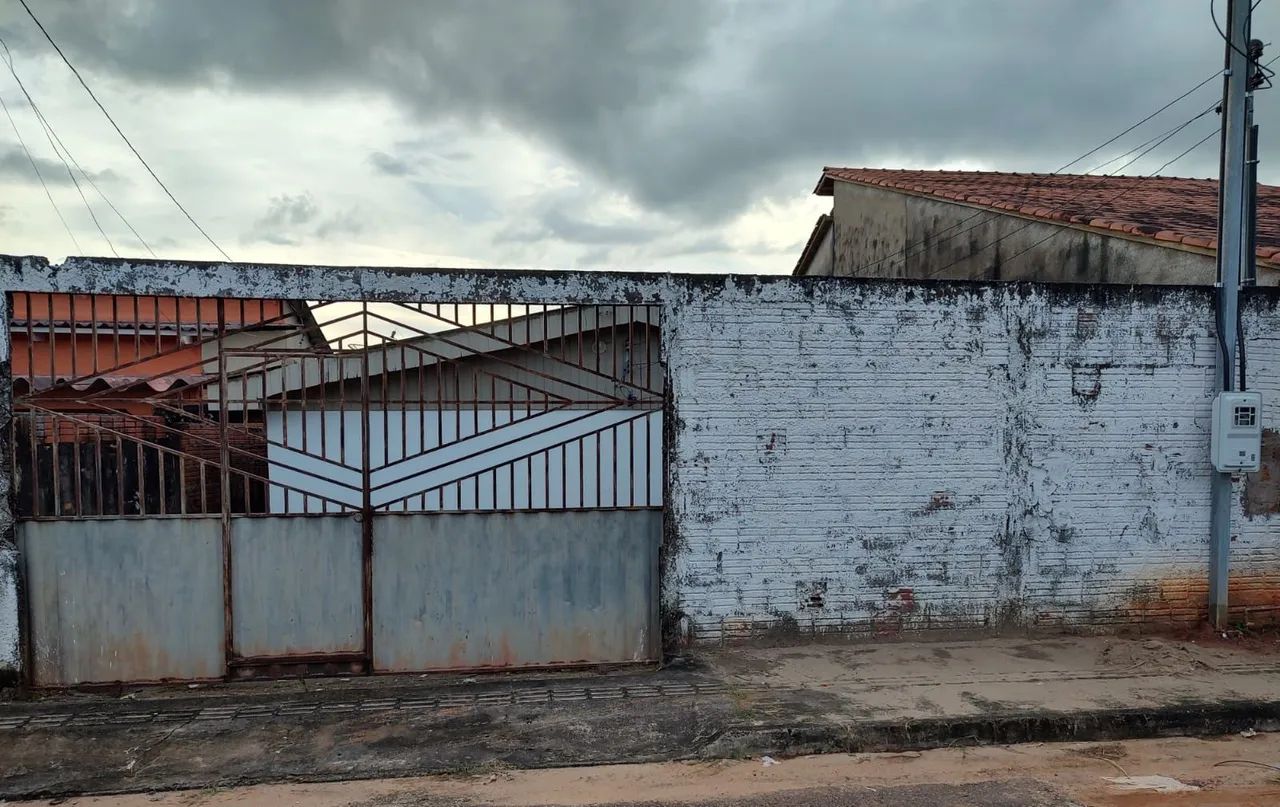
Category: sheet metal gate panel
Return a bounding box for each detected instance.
[373,510,660,671]
[9,294,662,685]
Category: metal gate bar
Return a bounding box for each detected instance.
[10,293,663,683]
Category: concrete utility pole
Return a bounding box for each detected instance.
[1209,0,1252,629]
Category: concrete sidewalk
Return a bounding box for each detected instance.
[2,634,1279,799]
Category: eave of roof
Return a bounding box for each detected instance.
[793,214,833,276]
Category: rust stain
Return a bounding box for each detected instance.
[496,634,515,667]
[446,639,467,669]
[1125,571,1280,627]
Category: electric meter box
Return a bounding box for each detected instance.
[1211,391,1262,472]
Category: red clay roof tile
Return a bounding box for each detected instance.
[816,168,1279,265]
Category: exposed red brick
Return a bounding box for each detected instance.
[1125,572,1280,628]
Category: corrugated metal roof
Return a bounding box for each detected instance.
[15,375,206,393]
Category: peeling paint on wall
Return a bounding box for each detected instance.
[0,287,17,682]
[2,256,1279,656]
[0,546,16,682]
[663,277,1280,640]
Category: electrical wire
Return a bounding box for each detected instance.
[1082,102,1218,175]
[854,48,1280,284]
[862,105,1217,282]
[14,0,233,261]
[0,37,115,255]
[844,73,1223,278]
[0,36,156,258]
[0,89,81,253]
[25,88,118,257]
[917,124,1221,283]
[1213,0,1275,85]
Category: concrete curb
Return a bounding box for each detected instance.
[3,697,1278,800]
[698,699,1280,760]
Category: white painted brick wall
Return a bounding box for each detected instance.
[0,547,15,677]
[665,281,1280,641]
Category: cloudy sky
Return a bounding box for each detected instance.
[0,0,1275,273]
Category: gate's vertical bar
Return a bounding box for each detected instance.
[257,359,271,511]
[68,296,78,383]
[152,296,161,358]
[110,295,120,373]
[300,355,310,514]
[381,335,389,468]
[454,355,462,508]
[157,439,167,516]
[418,344,427,511]
[177,426,186,516]
[281,356,290,461]
[131,295,140,362]
[114,432,124,516]
[90,298,99,378]
[134,432,145,516]
[435,328,443,462]
[46,295,60,515]
[339,344,347,473]
[319,355,329,514]
[22,295,36,517]
[400,343,408,480]
[70,421,82,518]
[360,303,374,671]
[217,298,234,673]
[491,376,498,508]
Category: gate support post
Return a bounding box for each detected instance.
[217,300,235,676]
[360,306,374,673]
[0,291,22,686]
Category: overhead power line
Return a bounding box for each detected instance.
[849,50,1279,280]
[1213,0,1275,87]
[15,0,232,261]
[917,123,1222,282]
[874,104,1220,282]
[0,36,155,257]
[845,68,1228,278]
[23,83,118,257]
[0,89,81,253]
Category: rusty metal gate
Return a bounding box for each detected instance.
[10,293,663,685]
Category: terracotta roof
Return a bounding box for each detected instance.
[816,168,1280,265]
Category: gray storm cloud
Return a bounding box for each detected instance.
[6,0,1277,228]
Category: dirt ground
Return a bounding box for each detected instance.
[22,733,1280,807]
